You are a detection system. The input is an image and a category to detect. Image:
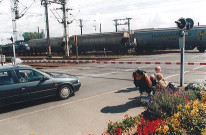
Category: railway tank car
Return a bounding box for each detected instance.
[133,26,206,53]
[69,32,130,54]
[27,32,130,55]
[27,37,65,55]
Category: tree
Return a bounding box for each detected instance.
[22,31,45,42]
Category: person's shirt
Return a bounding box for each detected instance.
[153,78,168,90]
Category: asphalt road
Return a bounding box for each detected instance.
[0,51,205,135]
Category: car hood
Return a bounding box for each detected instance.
[47,72,76,79]
[47,72,79,84]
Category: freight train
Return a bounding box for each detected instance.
[133,25,206,53]
[2,26,206,56]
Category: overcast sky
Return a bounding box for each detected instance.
[0,0,205,44]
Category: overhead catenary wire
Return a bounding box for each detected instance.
[77,0,198,15]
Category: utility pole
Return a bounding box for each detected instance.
[79,19,83,35]
[41,0,51,57]
[126,18,132,45]
[113,19,118,32]
[10,0,20,42]
[100,23,101,33]
[61,0,69,57]
[126,18,132,35]
[37,26,40,38]
[10,0,21,64]
[74,36,78,60]
[54,0,71,57]
[175,18,194,87]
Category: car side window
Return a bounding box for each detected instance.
[0,70,14,85]
[16,69,44,83]
[29,70,44,82]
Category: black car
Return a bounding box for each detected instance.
[0,64,81,106]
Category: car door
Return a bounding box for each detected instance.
[15,69,56,101]
[0,70,22,106]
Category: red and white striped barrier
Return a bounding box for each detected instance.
[23,60,96,63]
[97,61,206,65]
[22,60,206,65]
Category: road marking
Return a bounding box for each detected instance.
[165,65,205,79]
[0,85,134,122]
[192,65,205,70]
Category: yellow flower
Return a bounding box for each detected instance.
[174,112,180,118]
[200,103,205,110]
[155,128,161,132]
[177,104,182,109]
[185,104,190,110]
[193,99,200,107]
[172,124,177,130]
[202,127,206,135]
[179,129,183,133]
[190,109,195,116]
[163,125,169,134]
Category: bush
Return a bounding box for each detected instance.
[186,79,206,91]
[147,89,197,119]
[106,115,139,135]
[156,99,206,135]
[186,79,206,103]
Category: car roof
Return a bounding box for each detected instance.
[0,64,32,71]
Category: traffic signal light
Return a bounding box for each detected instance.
[186,18,194,30]
[175,18,194,30]
[175,18,186,30]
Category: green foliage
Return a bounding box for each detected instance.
[158,99,206,135]
[22,32,45,42]
[107,115,139,134]
[147,89,197,119]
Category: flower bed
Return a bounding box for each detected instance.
[102,79,206,135]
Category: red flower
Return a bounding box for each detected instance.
[184,96,189,103]
[116,127,122,135]
[124,114,129,118]
[137,118,162,135]
[141,118,145,125]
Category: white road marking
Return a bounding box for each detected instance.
[0,85,134,122]
[192,65,205,71]
[165,65,205,79]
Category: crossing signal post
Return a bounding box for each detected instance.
[175,18,194,87]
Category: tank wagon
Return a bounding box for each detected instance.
[27,37,65,55]
[133,26,206,53]
[27,32,130,55]
[70,32,130,54]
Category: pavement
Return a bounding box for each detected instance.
[0,86,144,135]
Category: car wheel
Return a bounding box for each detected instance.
[58,85,73,100]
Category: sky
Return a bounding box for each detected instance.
[0,0,206,44]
